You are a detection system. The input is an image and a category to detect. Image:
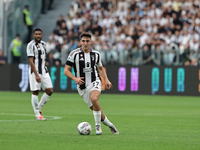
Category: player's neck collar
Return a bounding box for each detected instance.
[80,47,92,53]
[34,40,41,44]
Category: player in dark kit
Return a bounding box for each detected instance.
[64,32,119,135]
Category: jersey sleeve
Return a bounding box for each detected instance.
[66,51,75,66]
[26,43,34,57]
[96,52,102,67]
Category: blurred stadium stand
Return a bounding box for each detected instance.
[44,0,200,66]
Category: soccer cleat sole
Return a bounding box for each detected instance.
[36,115,47,121]
[109,126,119,134]
[96,131,102,135]
[36,118,47,121]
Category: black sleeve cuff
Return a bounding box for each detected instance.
[66,61,73,66]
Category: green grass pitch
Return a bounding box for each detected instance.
[0,91,199,150]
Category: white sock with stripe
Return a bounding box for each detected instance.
[31,94,40,117]
[38,93,50,111]
[93,110,101,126]
[102,116,113,127]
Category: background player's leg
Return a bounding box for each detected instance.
[31,91,40,118]
[38,88,53,110]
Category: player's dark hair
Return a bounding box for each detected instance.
[80,32,92,39]
[33,28,42,33]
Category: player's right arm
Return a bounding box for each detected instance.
[63,50,84,85]
[63,65,84,85]
[26,43,41,83]
[28,57,41,83]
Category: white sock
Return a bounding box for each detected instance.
[93,110,101,126]
[102,116,113,127]
[38,93,50,110]
[31,95,40,117]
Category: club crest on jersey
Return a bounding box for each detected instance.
[86,62,90,67]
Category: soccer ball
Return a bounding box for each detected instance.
[77,122,92,135]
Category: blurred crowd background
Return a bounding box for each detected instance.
[1,0,200,66]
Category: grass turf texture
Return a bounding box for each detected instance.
[0,91,199,150]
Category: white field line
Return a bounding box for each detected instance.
[0,113,62,122]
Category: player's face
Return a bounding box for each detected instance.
[33,31,42,43]
[80,36,92,52]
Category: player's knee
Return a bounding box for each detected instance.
[32,90,39,95]
[49,89,53,95]
[91,96,98,104]
[46,89,53,96]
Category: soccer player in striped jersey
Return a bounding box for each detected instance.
[26,28,53,120]
[64,32,119,135]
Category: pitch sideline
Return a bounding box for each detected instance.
[0,113,62,122]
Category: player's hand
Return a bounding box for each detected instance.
[35,74,41,83]
[75,77,85,85]
[105,80,113,90]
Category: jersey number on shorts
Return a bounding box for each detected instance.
[93,81,99,89]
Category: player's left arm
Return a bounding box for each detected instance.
[98,66,113,89]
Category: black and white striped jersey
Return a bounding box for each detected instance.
[66,47,102,90]
[26,40,48,74]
